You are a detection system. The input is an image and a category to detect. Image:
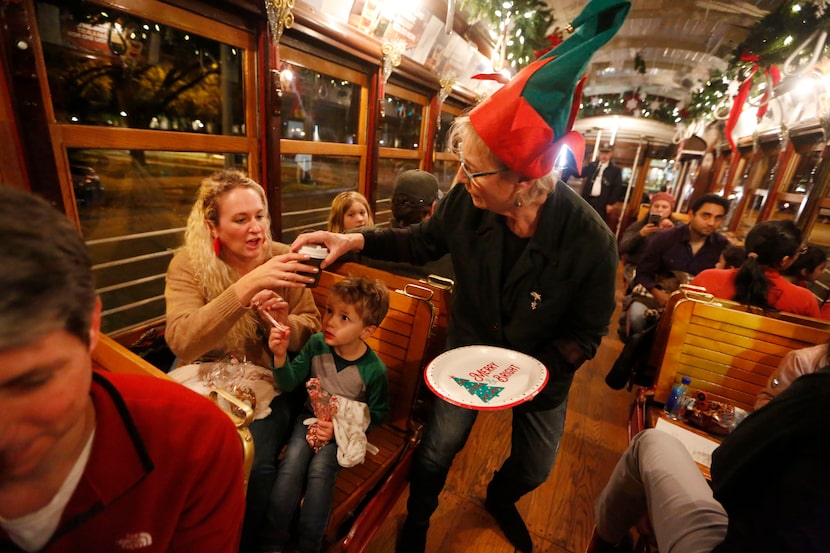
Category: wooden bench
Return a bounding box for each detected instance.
[92,333,172,380]
[312,265,442,551]
[328,261,452,392]
[100,262,449,552]
[630,287,830,440]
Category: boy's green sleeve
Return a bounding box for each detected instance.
[362,358,389,430]
[272,334,317,391]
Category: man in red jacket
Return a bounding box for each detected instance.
[0,186,245,552]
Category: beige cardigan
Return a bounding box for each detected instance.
[164,241,322,368]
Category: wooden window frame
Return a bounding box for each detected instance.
[277,44,370,192]
[26,0,259,225]
[379,83,430,165]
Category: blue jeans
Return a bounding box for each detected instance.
[262,413,340,553]
[240,391,300,553]
[405,393,569,527]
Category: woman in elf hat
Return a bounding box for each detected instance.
[291,1,630,551]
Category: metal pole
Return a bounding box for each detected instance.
[592,130,603,162]
[616,135,646,239]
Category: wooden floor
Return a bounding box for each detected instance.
[332,269,635,553]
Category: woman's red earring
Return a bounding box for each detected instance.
[213,236,221,257]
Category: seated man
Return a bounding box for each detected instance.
[625,193,731,337]
[618,191,682,287]
[359,169,454,281]
[0,186,245,552]
[588,368,830,553]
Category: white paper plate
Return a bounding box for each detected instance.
[424,345,549,410]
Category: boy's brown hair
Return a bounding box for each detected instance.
[330,276,389,327]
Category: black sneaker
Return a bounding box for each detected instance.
[395,519,427,553]
[484,496,533,552]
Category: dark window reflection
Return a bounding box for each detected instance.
[36,2,245,134]
[433,159,458,194]
[279,154,361,242]
[380,95,423,150]
[790,149,823,195]
[279,63,361,144]
[68,148,247,333]
[435,111,456,153]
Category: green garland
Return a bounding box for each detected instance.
[686,73,730,122]
[461,0,554,69]
[684,1,826,124]
[730,1,825,67]
[579,93,681,126]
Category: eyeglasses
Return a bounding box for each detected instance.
[458,147,509,182]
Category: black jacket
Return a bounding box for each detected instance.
[581,160,624,208]
[711,371,830,553]
[361,181,618,407]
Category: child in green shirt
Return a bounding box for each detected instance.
[260,276,390,553]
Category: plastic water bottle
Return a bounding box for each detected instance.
[664,377,691,420]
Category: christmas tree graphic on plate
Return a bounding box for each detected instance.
[451,376,504,403]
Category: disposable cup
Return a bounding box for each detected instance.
[298,245,328,288]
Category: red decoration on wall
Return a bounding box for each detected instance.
[724,52,781,150]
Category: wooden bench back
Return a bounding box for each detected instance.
[93,333,173,379]
[652,290,830,412]
[330,261,451,372]
[313,267,438,431]
[93,333,255,491]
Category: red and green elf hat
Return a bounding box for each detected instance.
[469,0,631,179]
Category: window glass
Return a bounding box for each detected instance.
[643,159,674,196]
[810,207,830,247]
[279,63,361,144]
[380,95,423,149]
[69,148,247,333]
[737,150,778,235]
[803,151,830,245]
[767,149,819,222]
[36,2,245,134]
[433,158,458,195]
[279,154,361,242]
[435,110,456,153]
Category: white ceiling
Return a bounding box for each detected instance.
[546,0,788,102]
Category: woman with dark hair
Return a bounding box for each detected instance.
[691,220,819,317]
[782,244,827,286]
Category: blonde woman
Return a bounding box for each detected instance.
[327,190,373,233]
[164,169,322,552]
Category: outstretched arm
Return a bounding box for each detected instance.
[291,231,365,268]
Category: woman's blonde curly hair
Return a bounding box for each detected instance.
[181,169,273,351]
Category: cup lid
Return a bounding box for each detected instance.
[300,244,329,258]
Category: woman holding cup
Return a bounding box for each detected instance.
[164,169,322,552]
